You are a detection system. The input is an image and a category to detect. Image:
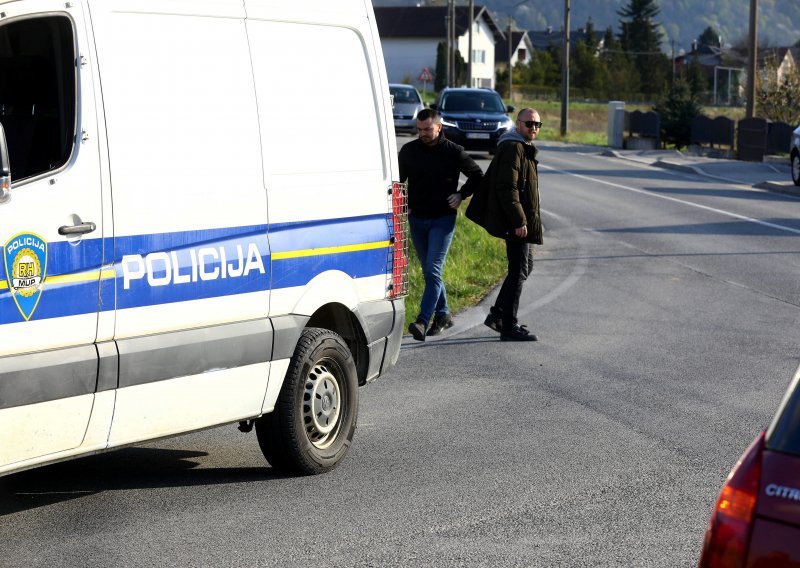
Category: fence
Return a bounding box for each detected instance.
[623,110,660,149]
[689,115,794,162]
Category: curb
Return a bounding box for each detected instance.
[754,181,800,197]
[605,150,797,196]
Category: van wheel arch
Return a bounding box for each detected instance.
[305,303,368,384]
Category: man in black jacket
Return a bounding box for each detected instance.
[398,109,483,341]
[482,107,543,342]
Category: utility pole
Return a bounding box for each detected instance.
[468,0,474,87]
[445,2,451,88]
[508,20,513,100]
[560,0,569,136]
[449,0,456,86]
[746,0,757,118]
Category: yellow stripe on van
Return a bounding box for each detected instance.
[0,268,117,289]
[272,240,391,261]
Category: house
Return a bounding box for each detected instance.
[758,47,797,83]
[674,43,797,103]
[373,5,505,90]
[495,30,534,69]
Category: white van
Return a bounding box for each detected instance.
[0,0,407,476]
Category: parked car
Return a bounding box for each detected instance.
[429,87,515,153]
[698,364,800,566]
[791,125,799,186]
[389,83,425,134]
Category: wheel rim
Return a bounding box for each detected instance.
[793,156,800,183]
[303,359,343,449]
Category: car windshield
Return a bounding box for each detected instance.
[390,87,420,104]
[439,92,505,112]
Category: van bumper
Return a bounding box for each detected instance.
[380,298,405,377]
[357,298,405,383]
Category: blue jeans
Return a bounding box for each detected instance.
[409,213,456,325]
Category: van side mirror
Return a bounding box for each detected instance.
[428,103,438,110]
[0,122,10,204]
[506,105,515,114]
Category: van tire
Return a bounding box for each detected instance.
[255,327,358,475]
[792,152,800,186]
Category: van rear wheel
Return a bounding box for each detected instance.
[255,328,358,475]
[792,153,800,186]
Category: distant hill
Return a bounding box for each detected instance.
[371,0,800,53]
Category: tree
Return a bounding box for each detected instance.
[653,77,701,149]
[617,0,670,96]
[601,26,640,98]
[584,17,598,50]
[685,55,709,97]
[572,41,606,94]
[698,26,721,48]
[756,60,800,125]
[435,42,466,90]
[523,46,560,88]
[434,42,447,91]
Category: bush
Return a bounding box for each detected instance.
[653,78,702,149]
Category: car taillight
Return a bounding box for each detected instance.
[698,431,765,568]
[387,181,408,299]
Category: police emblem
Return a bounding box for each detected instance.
[3,232,48,320]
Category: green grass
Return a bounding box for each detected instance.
[404,208,507,327]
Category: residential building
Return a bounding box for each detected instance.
[495,30,534,69]
[374,5,505,90]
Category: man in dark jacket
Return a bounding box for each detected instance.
[482,107,543,342]
[398,108,483,341]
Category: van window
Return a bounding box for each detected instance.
[0,16,76,183]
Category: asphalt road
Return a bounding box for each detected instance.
[2,139,799,567]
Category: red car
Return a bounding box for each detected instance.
[699,365,800,567]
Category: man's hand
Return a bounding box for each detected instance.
[447,193,463,209]
[514,226,528,238]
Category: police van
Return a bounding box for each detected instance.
[0,0,407,476]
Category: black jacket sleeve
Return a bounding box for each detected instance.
[456,148,484,199]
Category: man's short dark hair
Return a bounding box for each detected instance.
[417,108,441,123]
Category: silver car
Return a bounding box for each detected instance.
[792,125,800,186]
[389,83,425,135]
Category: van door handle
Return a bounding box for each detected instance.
[58,221,97,236]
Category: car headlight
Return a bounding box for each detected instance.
[441,118,457,128]
[499,117,514,130]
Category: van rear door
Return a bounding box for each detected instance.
[0,2,106,468]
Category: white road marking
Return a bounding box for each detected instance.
[540,164,800,236]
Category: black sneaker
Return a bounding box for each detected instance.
[500,324,538,342]
[484,312,502,333]
[427,313,454,336]
[408,320,428,341]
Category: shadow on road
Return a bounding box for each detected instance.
[0,447,279,516]
[401,336,502,350]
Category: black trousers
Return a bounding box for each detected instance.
[494,238,534,328]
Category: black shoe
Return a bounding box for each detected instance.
[408,320,428,341]
[427,313,454,336]
[484,312,502,333]
[501,324,538,342]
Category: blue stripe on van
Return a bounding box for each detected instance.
[0,214,391,324]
